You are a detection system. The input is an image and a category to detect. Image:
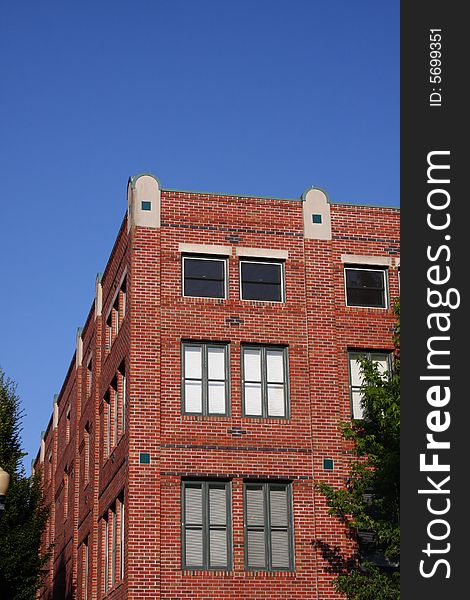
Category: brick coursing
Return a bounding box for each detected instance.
[36,184,399,599]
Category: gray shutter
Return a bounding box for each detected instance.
[271,530,290,568]
[209,486,226,525]
[270,486,290,569]
[247,530,266,568]
[269,487,288,527]
[209,485,228,567]
[185,529,203,566]
[246,486,264,526]
[209,529,227,567]
[184,485,203,567]
[185,485,202,525]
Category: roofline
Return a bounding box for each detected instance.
[161,186,399,209]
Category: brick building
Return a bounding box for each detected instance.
[35,174,400,599]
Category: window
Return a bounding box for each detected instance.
[119,494,125,580]
[103,368,126,460]
[86,355,93,398]
[103,515,109,594]
[348,351,391,419]
[105,275,127,349]
[64,468,69,521]
[104,391,111,457]
[119,363,126,432]
[344,267,387,308]
[240,260,284,302]
[101,494,125,595]
[80,537,89,600]
[242,346,289,418]
[84,423,91,484]
[182,481,231,570]
[66,406,71,444]
[182,342,229,415]
[182,256,226,299]
[244,482,294,571]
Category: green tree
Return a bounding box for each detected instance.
[0,368,50,600]
[316,301,400,600]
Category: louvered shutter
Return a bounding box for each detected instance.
[269,486,290,569]
[184,485,203,567]
[209,485,228,567]
[246,485,266,568]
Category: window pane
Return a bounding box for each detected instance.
[208,346,225,380]
[208,381,226,414]
[184,278,225,298]
[184,259,225,298]
[372,354,389,375]
[242,282,281,302]
[184,346,202,379]
[346,269,384,289]
[267,385,285,417]
[352,390,364,419]
[185,259,224,280]
[266,350,284,383]
[241,262,281,284]
[185,381,202,413]
[246,486,264,526]
[347,287,385,308]
[209,529,228,567]
[185,529,203,566]
[271,530,290,568]
[244,383,262,416]
[244,349,261,382]
[349,357,363,386]
[247,530,266,568]
[185,485,203,525]
[209,486,227,525]
[269,487,288,527]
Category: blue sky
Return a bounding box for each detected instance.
[0,1,399,467]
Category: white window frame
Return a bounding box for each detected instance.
[239,259,285,303]
[182,255,228,300]
[344,266,389,309]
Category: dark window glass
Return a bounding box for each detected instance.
[241,261,283,302]
[345,268,386,308]
[183,258,226,298]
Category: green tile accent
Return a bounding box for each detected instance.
[323,458,334,470]
[312,213,322,224]
[141,201,152,211]
[139,452,151,464]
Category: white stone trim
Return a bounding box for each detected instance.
[236,247,288,260]
[95,274,103,319]
[341,254,392,266]
[53,395,59,429]
[178,243,232,256]
[76,329,83,368]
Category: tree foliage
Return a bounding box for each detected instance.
[316,301,400,600]
[0,368,50,600]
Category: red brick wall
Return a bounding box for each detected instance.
[36,186,399,600]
